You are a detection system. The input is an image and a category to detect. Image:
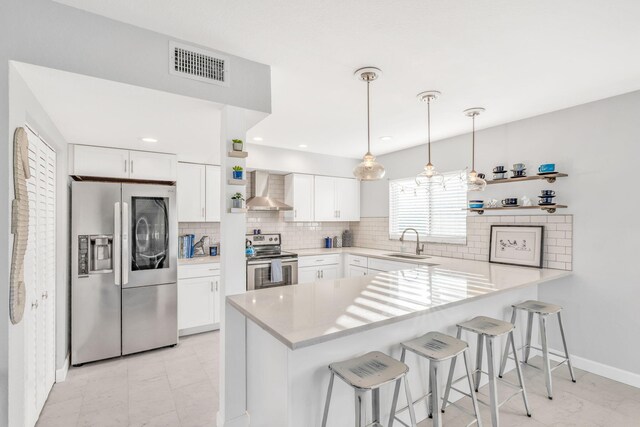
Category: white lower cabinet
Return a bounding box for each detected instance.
[178,263,220,335]
[347,265,368,277]
[298,255,341,284]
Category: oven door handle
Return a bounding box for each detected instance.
[247,260,298,267]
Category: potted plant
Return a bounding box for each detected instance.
[231,192,244,209]
[232,139,243,152]
[232,165,244,180]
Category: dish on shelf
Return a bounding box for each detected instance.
[538,202,557,206]
[537,171,558,175]
[501,204,520,208]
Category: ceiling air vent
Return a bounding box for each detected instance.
[169,41,229,86]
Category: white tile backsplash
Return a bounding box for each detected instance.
[349,215,573,271]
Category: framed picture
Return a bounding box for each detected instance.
[489,225,544,268]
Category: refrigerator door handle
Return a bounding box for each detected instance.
[122,201,129,285]
[114,202,121,286]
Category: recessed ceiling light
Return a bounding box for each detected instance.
[379,136,393,142]
[252,137,263,142]
[140,137,158,143]
[298,144,308,148]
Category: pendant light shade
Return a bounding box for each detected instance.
[464,107,487,192]
[415,91,444,190]
[353,67,386,181]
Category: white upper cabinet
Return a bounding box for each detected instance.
[284,174,314,222]
[205,165,221,222]
[71,145,130,179]
[177,162,220,223]
[313,176,360,222]
[69,145,177,182]
[314,176,338,221]
[335,177,360,221]
[177,162,206,222]
[129,150,177,181]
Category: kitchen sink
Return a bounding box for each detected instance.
[385,253,431,260]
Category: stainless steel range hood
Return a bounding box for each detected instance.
[246,171,293,211]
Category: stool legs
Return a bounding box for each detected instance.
[430,361,442,427]
[474,334,484,392]
[539,315,553,399]
[389,348,417,427]
[498,308,517,378]
[321,372,335,427]
[523,312,534,363]
[486,337,500,427]
[372,388,381,424]
[403,374,417,427]
[354,390,366,427]
[509,331,531,417]
[558,312,576,383]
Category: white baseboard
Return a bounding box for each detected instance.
[55,355,69,382]
[217,411,250,427]
[530,347,640,389]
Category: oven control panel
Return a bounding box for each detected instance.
[246,233,280,246]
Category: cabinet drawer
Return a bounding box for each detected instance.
[346,254,368,267]
[178,263,220,279]
[367,257,417,273]
[298,254,340,268]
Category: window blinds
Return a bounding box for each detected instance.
[389,171,467,244]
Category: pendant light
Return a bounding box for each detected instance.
[415,91,444,190]
[353,67,386,181]
[464,107,487,192]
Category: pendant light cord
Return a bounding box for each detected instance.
[471,114,476,171]
[366,80,371,154]
[427,98,432,163]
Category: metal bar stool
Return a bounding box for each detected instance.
[321,351,417,427]
[390,332,482,427]
[498,300,576,400]
[442,316,531,427]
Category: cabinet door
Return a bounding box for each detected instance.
[178,277,215,330]
[129,150,177,181]
[298,266,320,284]
[284,174,314,222]
[314,176,337,221]
[320,265,339,280]
[336,177,360,221]
[205,165,221,222]
[348,265,369,277]
[72,145,129,179]
[177,163,206,222]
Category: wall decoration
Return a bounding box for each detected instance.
[10,127,31,324]
[489,225,543,268]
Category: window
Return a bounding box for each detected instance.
[389,171,467,244]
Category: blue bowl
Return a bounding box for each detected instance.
[538,163,556,173]
[469,202,484,209]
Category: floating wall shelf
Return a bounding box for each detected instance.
[487,173,568,185]
[468,204,567,215]
[229,207,248,213]
[228,179,247,185]
[228,151,248,158]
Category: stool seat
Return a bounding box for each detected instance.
[329,351,409,390]
[402,332,468,361]
[513,300,562,315]
[457,316,514,337]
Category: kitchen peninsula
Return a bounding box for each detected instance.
[227,253,570,427]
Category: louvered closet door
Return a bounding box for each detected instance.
[24,128,56,426]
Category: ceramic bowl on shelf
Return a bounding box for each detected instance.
[468,200,484,209]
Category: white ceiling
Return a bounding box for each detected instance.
[14,62,223,164]
[54,0,640,159]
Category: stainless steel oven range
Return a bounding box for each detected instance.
[246,233,298,290]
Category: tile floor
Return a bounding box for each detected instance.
[37,331,219,427]
[37,331,640,427]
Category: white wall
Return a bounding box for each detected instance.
[8,63,71,427]
[247,143,359,178]
[361,90,640,376]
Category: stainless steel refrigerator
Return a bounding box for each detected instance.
[71,181,178,365]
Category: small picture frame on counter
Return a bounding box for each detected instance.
[489,225,544,268]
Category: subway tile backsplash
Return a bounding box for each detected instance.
[349,215,573,271]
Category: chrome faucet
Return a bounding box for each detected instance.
[400,228,425,255]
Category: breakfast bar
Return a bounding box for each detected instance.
[227,255,570,427]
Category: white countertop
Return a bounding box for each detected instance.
[227,255,570,350]
[294,247,438,265]
[178,255,220,265]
